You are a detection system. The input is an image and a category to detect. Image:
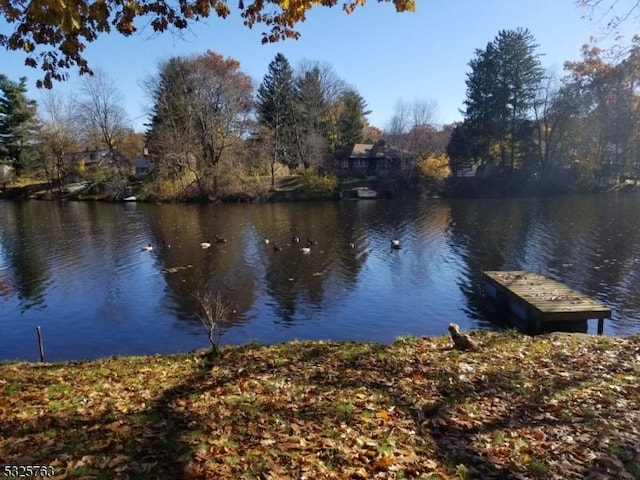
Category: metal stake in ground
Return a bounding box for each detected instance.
[36,326,45,362]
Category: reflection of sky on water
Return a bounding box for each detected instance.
[1,194,640,361]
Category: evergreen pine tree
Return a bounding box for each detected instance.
[0,75,39,175]
[257,53,298,171]
[293,66,330,168]
[463,28,544,168]
[337,90,368,147]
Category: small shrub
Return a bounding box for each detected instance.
[417,153,451,183]
[300,169,338,193]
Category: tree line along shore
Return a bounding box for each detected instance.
[3,29,640,203]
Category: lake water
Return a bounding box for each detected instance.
[1,194,639,362]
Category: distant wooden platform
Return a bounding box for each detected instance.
[482,271,612,334]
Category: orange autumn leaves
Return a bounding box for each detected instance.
[1,332,639,479]
[2,0,415,88]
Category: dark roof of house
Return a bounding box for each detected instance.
[336,140,415,160]
[66,149,129,167]
[349,144,374,159]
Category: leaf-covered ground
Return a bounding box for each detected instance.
[1,331,639,479]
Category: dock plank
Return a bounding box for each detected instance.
[482,271,611,334]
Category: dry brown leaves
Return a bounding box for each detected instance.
[1,332,639,479]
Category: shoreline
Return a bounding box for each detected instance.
[1,329,635,367]
[2,175,638,203]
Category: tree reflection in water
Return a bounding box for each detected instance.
[1,193,639,361]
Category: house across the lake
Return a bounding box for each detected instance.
[333,140,416,177]
[134,154,153,178]
[66,149,131,176]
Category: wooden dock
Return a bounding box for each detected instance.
[482,271,612,334]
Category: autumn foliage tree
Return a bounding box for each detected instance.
[562,39,640,183]
[417,152,451,190]
[189,53,254,171]
[447,28,640,191]
[146,51,254,197]
[0,0,415,89]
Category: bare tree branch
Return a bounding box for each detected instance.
[194,290,229,355]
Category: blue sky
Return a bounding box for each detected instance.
[0,0,635,132]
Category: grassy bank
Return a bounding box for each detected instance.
[1,331,639,479]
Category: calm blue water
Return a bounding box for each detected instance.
[1,194,639,361]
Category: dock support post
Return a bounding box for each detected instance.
[597,318,604,335]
